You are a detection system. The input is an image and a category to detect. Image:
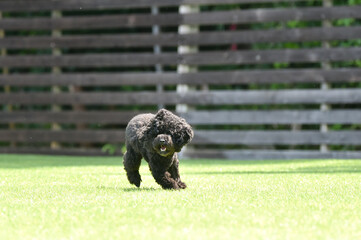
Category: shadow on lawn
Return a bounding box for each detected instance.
[122,187,161,192]
[97,185,160,192]
[193,165,361,175]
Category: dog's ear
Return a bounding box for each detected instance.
[154,109,172,133]
[155,108,170,121]
[181,125,194,145]
[150,109,170,136]
[185,126,194,143]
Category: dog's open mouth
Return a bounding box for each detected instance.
[160,145,167,152]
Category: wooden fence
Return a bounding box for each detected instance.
[0,0,361,159]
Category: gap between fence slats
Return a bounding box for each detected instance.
[0,6,360,30]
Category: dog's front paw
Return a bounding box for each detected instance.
[127,172,142,188]
[177,181,187,189]
[132,178,141,188]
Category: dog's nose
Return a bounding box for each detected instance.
[160,139,166,143]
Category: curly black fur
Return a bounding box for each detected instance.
[123,109,193,190]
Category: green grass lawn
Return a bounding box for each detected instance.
[1,154,361,240]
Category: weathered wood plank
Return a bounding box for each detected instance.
[193,130,361,145]
[0,14,180,30]
[0,53,177,67]
[180,110,361,124]
[0,48,360,67]
[182,26,361,46]
[0,111,142,124]
[1,89,361,105]
[0,73,178,86]
[183,149,361,160]
[0,53,175,67]
[183,6,361,25]
[181,48,361,66]
[1,26,360,49]
[0,0,310,12]
[1,69,361,86]
[0,34,179,49]
[1,110,360,124]
[179,69,361,85]
[0,130,125,143]
[0,6,359,29]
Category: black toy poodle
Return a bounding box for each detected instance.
[123,109,194,190]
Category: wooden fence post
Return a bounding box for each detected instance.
[152,6,164,110]
[177,5,199,157]
[177,5,199,113]
[320,0,332,153]
[50,10,62,149]
[0,11,16,147]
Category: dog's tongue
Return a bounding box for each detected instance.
[160,146,166,152]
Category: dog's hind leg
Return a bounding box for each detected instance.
[123,145,142,187]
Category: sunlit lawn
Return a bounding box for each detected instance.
[1,154,361,240]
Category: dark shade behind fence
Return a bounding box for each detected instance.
[1,0,361,159]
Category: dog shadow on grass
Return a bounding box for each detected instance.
[121,187,161,192]
[97,185,161,192]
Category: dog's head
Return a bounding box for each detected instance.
[152,134,175,157]
[150,109,194,154]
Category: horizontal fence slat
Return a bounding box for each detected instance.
[1,69,361,86]
[179,69,361,85]
[1,6,360,29]
[0,111,141,124]
[2,130,361,145]
[193,130,361,145]
[0,14,181,30]
[0,53,177,67]
[0,0,311,12]
[1,48,360,67]
[0,53,176,67]
[0,73,179,86]
[1,26,361,49]
[181,110,361,124]
[1,89,361,105]
[0,33,180,49]
[183,6,361,26]
[183,149,361,160]
[184,26,361,46]
[181,48,361,66]
[0,130,125,143]
[1,110,361,124]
